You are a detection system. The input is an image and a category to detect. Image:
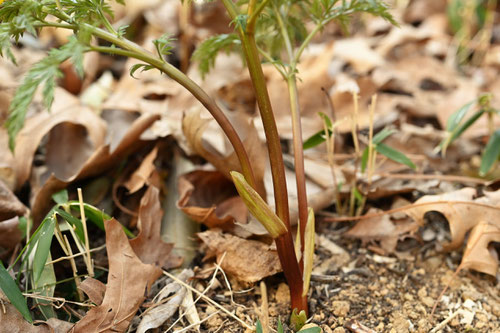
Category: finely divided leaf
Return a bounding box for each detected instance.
[6,37,86,150]
[192,33,239,77]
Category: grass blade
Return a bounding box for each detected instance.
[446,101,475,131]
[0,261,32,323]
[33,214,56,282]
[372,127,396,144]
[479,129,500,176]
[376,143,416,170]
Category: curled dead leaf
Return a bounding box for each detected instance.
[182,109,266,196]
[31,112,161,226]
[130,186,182,269]
[177,170,247,229]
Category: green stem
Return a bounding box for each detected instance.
[293,23,323,66]
[275,5,308,267]
[287,75,308,263]
[233,16,306,314]
[247,0,271,33]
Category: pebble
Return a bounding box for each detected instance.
[333,327,345,333]
[332,301,350,317]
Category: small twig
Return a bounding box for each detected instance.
[173,311,220,333]
[260,281,269,333]
[376,172,488,185]
[162,270,254,331]
[46,245,106,265]
[78,188,94,277]
[429,309,460,333]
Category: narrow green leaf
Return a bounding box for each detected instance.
[0,261,32,323]
[31,253,56,319]
[299,327,322,333]
[479,129,500,176]
[372,127,396,144]
[68,202,134,238]
[353,187,364,203]
[230,171,287,238]
[256,320,263,333]
[446,101,475,131]
[376,143,416,170]
[303,129,330,149]
[277,319,284,333]
[52,189,68,205]
[318,112,333,129]
[441,108,486,153]
[55,208,85,243]
[361,147,369,173]
[32,214,56,282]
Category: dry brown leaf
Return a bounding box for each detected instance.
[123,146,158,194]
[182,108,267,195]
[79,277,106,306]
[177,170,247,229]
[345,208,419,253]
[405,188,500,276]
[136,269,194,333]
[71,218,162,333]
[31,112,161,225]
[0,180,27,221]
[14,88,106,189]
[198,229,281,283]
[0,291,49,333]
[460,221,500,276]
[0,217,23,259]
[0,126,16,190]
[129,186,181,269]
[406,187,483,249]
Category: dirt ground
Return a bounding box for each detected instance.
[150,218,500,333]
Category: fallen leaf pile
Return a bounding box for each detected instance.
[1,0,500,331]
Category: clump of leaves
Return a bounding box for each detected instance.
[439,93,500,176]
[1,0,397,325]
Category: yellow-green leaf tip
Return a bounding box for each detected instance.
[230,171,287,238]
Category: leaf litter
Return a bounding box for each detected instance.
[1,0,500,332]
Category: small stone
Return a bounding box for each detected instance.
[333,327,345,333]
[392,316,410,333]
[422,296,435,308]
[275,283,290,305]
[417,287,427,299]
[332,301,350,317]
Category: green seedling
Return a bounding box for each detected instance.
[0,189,122,320]
[1,0,396,322]
[439,93,500,176]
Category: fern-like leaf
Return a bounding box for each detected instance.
[6,37,86,150]
[191,33,240,77]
